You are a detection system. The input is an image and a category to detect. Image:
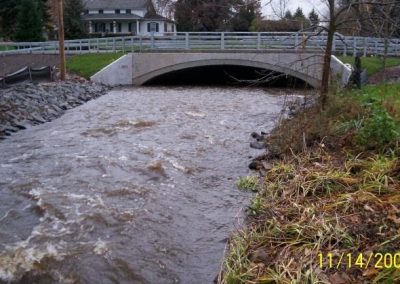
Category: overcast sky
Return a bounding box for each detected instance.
[261,0,327,19]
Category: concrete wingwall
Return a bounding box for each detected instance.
[91,53,133,86]
[90,52,352,88]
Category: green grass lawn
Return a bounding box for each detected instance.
[66,52,124,79]
[338,55,400,76]
[0,45,16,51]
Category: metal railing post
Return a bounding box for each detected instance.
[122,37,125,53]
[79,40,82,54]
[375,39,378,55]
[295,33,299,50]
[96,38,99,53]
[343,37,347,56]
[185,32,189,50]
[151,33,155,49]
[131,37,134,52]
[221,32,225,50]
[353,38,357,56]
[113,37,116,53]
[257,33,261,50]
[363,37,367,57]
[139,36,143,51]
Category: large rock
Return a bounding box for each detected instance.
[0,80,109,139]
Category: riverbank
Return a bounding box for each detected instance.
[0,80,109,139]
[220,83,400,283]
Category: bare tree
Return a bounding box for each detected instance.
[315,0,400,108]
[361,0,400,82]
[154,0,175,18]
[269,0,291,19]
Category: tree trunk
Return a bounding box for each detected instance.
[320,1,336,110]
[58,0,66,80]
[381,1,391,84]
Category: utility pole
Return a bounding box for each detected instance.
[57,0,66,80]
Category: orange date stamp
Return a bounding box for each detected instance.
[318,252,400,269]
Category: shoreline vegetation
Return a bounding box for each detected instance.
[219,60,400,283]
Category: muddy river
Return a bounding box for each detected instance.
[0,86,296,283]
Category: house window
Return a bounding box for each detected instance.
[126,9,131,14]
[164,22,167,32]
[84,10,89,15]
[128,23,138,34]
[94,23,98,32]
[147,22,159,33]
[99,9,103,14]
[109,23,113,32]
[99,23,106,32]
[115,9,120,14]
[117,22,122,32]
[172,24,175,32]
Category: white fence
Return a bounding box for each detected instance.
[1,32,400,56]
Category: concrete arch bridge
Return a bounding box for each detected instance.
[91,51,351,88]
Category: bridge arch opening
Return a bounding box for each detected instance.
[143,65,310,88]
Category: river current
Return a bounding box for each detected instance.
[0,86,296,283]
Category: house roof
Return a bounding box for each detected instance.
[84,0,150,10]
[144,12,175,23]
[82,14,143,21]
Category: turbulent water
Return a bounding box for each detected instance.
[0,86,294,284]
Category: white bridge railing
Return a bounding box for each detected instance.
[1,32,400,56]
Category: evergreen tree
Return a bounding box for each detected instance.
[174,0,195,31]
[0,0,49,40]
[174,0,233,31]
[293,7,305,20]
[15,0,44,41]
[0,0,22,39]
[284,10,293,20]
[308,8,320,27]
[64,0,86,39]
[231,0,261,31]
[38,0,51,28]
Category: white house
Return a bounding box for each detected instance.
[82,0,176,36]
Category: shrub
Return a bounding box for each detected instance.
[357,104,399,149]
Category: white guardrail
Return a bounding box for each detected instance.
[1,32,400,56]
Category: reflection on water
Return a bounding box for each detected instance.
[0,86,299,283]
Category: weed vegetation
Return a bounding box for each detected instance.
[220,83,400,283]
[237,176,260,192]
